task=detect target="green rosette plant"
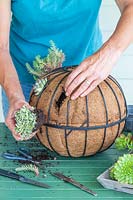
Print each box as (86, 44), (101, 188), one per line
(115, 132), (133, 151)
(109, 132), (133, 184)
(109, 154), (133, 184)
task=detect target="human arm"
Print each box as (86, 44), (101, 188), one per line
(64, 0), (133, 99)
(0, 0), (32, 140)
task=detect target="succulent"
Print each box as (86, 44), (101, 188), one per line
(26, 55), (47, 80)
(45, 40), (65, 70)
(115, 133), (133, 151)
(33, 78), (47, 96)
(26, 40), (65, 80)
(15, 164), (39, 176)
(109, 154), (133, 184)
(15, 106), (37, 140)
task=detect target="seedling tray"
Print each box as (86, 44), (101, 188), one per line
(97, 167), (133, 194)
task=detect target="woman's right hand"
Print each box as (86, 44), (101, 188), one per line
(5, 97), (37, 141)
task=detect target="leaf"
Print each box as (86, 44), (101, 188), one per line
(26, 63), (42, 77)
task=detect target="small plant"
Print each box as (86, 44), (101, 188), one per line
(33, 78), (47, 96)
(15, 106), (37, 140)
(115, 133), (133, 151)
(108, 132), (133, 185)
(15, 164), (39, 176)
(26, 40), (65, 96)
(109, 154), (133, 184)
(26, 40), (65, 80)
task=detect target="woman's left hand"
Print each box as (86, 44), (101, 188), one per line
(64, 42), (121, 100)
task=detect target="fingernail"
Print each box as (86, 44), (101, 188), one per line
(80, 94), (84, 97)
(66, 92), (69, 96)
(71, 96), (76, 100)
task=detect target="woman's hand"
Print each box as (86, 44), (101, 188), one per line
(64, 42), (122, 100)
(5, 96), (37, 141)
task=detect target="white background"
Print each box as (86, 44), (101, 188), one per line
(0, 0), (133, 122)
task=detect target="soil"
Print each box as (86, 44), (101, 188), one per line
(33, 109), (46, 131)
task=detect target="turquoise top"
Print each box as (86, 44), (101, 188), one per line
(10, 0), (102, 84)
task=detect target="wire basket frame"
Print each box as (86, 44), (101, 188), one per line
(30, 67), (127, 157)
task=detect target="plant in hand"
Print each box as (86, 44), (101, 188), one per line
(15, 105), (37, 140)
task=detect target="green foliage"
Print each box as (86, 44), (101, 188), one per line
(15, 106), (37, 139)
(26, 56), (46, 80)
(109, 154), (133, 184)
(115, 133), (133, 151)
(15, 164), (39, 176)
(46, 40), (65, 70)
(33, 78), (47, 96)
(26, 40), (65, 80)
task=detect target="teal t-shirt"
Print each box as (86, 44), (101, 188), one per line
(10, 0), (102, 84)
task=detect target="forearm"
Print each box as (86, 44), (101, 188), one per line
(105, 4), (133, 54)
(0, 49), (25, 104)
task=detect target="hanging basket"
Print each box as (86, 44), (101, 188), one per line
(29, 67), (127, 157)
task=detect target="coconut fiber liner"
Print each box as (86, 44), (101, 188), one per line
(29, 67), (127, 157)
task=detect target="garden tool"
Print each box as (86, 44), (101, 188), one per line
(1, 147), (40, 165)
(51, 172), (97, 196)
(0, 168), (50, 188)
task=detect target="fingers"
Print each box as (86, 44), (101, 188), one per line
(5, 115), (22, 141)
(80, 79), (100, 97)
(5, 100), (35, 141)
(64, 62), (88, 92)
(65, 71), (88, 97)
(6, 116), (37, 141)
(71, 76), (95, 100)
(65, 64), (96, 97)
(22, 130), (37, 140)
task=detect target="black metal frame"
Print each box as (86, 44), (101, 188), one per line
(30, 67), (127, 157)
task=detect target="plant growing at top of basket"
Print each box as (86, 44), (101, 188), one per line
(26, 40), (65, 79)
(26, 40), (65, 96)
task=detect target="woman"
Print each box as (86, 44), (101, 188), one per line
(0, 0), (133, 140)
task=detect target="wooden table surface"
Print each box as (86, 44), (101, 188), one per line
(0, 123), (132, 200)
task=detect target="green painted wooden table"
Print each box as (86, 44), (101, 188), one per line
(0, 123), (132, 200)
